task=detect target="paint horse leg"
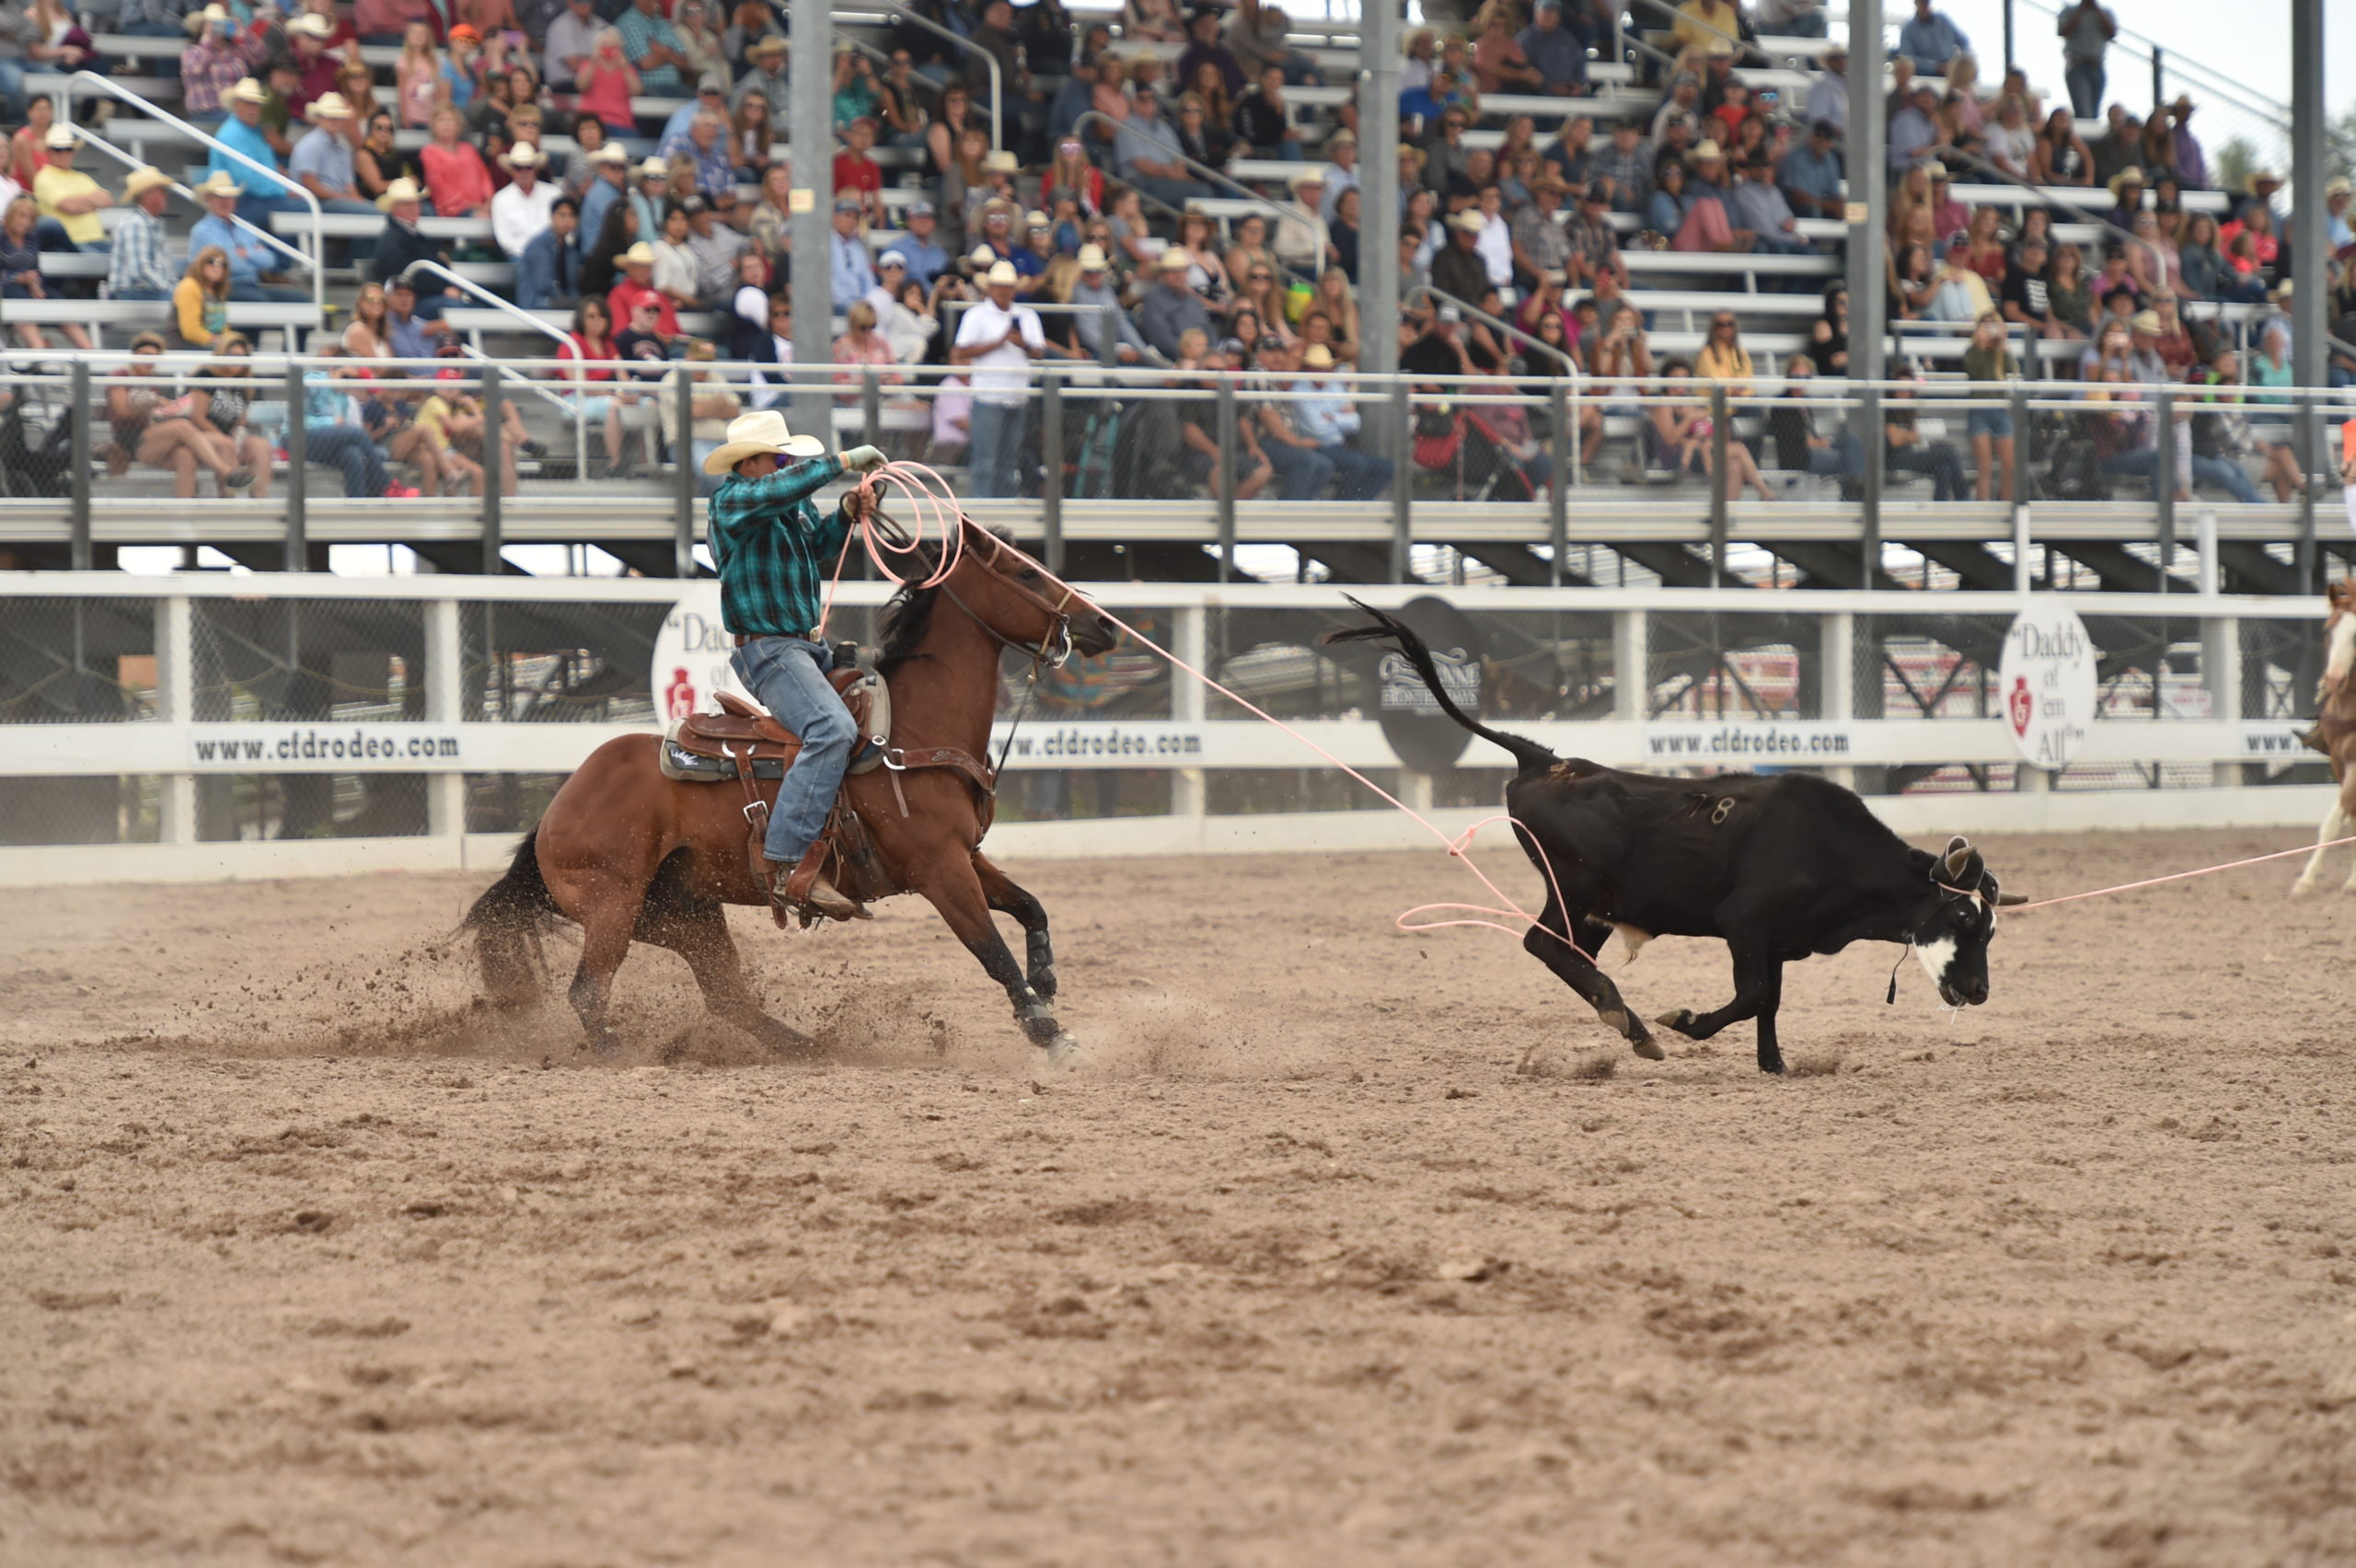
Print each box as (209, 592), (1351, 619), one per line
(912, 856), (1077, 1060)
(972, 851), (1057, 1000)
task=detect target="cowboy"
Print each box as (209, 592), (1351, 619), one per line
(211, 77), (302, 230)
(108, 168), (178, 300)
(703, 411), (888, 917)
(491, 142), (561, 259)
(368, 176), (456, 317)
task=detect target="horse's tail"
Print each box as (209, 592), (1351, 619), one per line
(459, 828), (561, 1009)
(1321, 595), (1561, 777)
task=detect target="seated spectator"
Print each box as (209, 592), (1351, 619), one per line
(832, 299), (902, 396)
(1171, 338), (1274, 500)
(195, 334), (279, 502)
(574, 27), (641, 134)
(1509, 173), (1573, 290)
(1884, 368), (1969, 498)
(554, 295), (632, 475)
(2103, 169), (2145, 235)
(1235, 63), (1300, 161)
(609, 242), (681, 338)
(661, 111), (735, 200)
(651, 202), (703, 308)
(1518, 0), (1588, 97)
(413, 347), (525, 498)
(107, 167), (177, 303)
(184, 8), (266, 128)
(2000, 236), (2071, 340)
(1777, 119), (1844, 222)
(828, 196), (880, 313)
(1896, 0), (1970, 74)
(618, 0), (687, 96)
(1138, 246), (1213, 361)
(1430, 208), (1489, 305)
(832, 116), (885, 224)
(1287, 340), (1392, 498)
(543, 0), (600, 91)
(1177, 5), (1244, 99)
(1729, 156), (1807, 256)
(368, 177), (458, 317)
(417, 106), (492, 221)
(169, 247), (233, 351)
(1114, 92), (1207, 211)
(2192, 350), (2303, 502)
(685, 192), (747, 306)
(1671, 144), (1753, 254)
(516, 196), (584, 310)
(2031, 107), (2092, 187)
(108, 332), (254, 498)
(383, 276), (444, 359)
(661, 340), (741, 493)
(491, 143), (561, 259)
(1766, 353), (1864, 488)
(32, 129), (110, 251)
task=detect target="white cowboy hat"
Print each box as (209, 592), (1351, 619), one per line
(636, 156), (672, 179)
(620, 241), (657, 266)
(226, 77), (271, 106)
(588, 143), (631, 166)
(500, 142), (547, 168)
(1155, 246), (1192, 269)
(285, 12), (336, 37)
(702, 409), (826, 474)
(121, 167), (174, 201)
(1445, 208), (1485, 234)
(984, 259), (1020, 286)
(982, 149), (1020, 173)
(43, 126), (79, 151)
(1076, 243), (1108, 270)
(183, 2), (230, 32)
(194, 170), (245, 199)
(306, 91), (355, 121)
(1301, 342), (1334, 370)
(375, 177), (428, 210)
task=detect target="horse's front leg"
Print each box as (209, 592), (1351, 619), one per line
(912, 858), (1076, 1059)
(972, 851), (1057, 999)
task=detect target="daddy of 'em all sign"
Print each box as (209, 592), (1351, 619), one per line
(1365, 595), (1484, 774)
(1997, 600), (2097, 771)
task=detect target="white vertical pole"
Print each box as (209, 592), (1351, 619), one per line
(424, 596), (467, 847)
(1172, 603), (1207, 824)
(155, 595), (196, 845)
(2195, 509), (2219, 598)
(1822, 610), (1856, 791)
(2203, 611), (2242, 790)
(1612, 609), (1647, 724)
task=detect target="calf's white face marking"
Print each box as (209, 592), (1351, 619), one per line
(1913, 936), (1960, 998)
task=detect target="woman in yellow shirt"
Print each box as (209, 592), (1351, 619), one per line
(172, 248), (233, 350)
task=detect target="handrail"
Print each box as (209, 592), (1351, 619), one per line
(1933, 144), (2177, 299)
(878, 2), (1000, 145)
(1071, 110), (1330, 281)
(1404, 282), (1577, 377)
(66, 70), (326, 314)
(400, 261), (575, 354)
(50, 118), (317, 286)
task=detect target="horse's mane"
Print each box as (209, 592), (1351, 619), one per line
(872, 526), (1016, 676)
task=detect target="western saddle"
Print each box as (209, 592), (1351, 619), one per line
(658, 665), (997, 925)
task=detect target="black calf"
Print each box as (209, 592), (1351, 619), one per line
(1326, 601), (2027, 1072)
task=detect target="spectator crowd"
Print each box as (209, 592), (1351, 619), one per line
(0, 0), (2349, 508)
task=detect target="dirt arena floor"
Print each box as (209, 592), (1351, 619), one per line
(4, 827), (2354, 1566)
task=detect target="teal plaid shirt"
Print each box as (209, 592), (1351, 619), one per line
(707, 455), (850, 638)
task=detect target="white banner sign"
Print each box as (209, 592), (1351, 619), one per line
(186, 725), (471, 772)
(1998, 601), (2097, 771)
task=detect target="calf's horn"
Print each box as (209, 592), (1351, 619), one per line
(1994, 892), (2029, 906)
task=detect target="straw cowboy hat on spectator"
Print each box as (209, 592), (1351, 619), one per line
(43, 125), (78, 150)
(1077, 244), (1110, 269)
(1687, 139), (1727, 165)
(1156, 247), (1192, 270)
(701, 409), (826, 474)
(226, 78), (271, 106)
(984, 260), (1020, 287)
(588, 143), (631, 167)
(620, 242), (657, 267)
(1301, 343), (1335, 371)
(306, 93), (355, 121)
(2107, 169), (2144, 201)
(183, 3), (230, 32)
(983, 150), (1020, 174)
(121, 167), (173, 202)
(194, 170), (245, 199)
(375, 176), (426, 211)
(1446, 209), (1485, 234)
(636, 157), (672, 180)
(501, 143), (547, 168)
(285, 12), (336, 38)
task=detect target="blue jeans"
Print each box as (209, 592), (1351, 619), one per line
(305, 424), (390, 497)
(1806, 432), (1864, 478)
(2193, 454), (2259, 503)
(2064, 58), (2106, 119)
(229, 276), (313, 303)
(110, 286), (168, 301)
(1265, 440), (1334, 500)
(967, 398), (1027, 498)
(1316, 441), (1393, 500)
(729, 636), (855, 865)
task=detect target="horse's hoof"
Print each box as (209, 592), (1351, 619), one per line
(1045, 1032), (1084, 1068)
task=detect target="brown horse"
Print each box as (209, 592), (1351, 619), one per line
(2292, 577), (2356, 896)
(460, 519), (1119, 1057)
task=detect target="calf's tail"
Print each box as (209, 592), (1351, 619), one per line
(458, 827), (561, 1009)
(1322, 596), (1564, 777)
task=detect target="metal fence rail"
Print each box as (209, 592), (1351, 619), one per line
(0, 574), (2336, 868)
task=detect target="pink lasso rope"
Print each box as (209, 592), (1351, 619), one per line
(815, 466), (2348, 943)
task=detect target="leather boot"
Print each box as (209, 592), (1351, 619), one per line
(774, 843), (863, 921)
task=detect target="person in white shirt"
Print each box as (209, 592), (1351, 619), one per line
(949, 260), (1045, 499)
(1472, 186), (1514, 289)
(491, 144), (562, 259)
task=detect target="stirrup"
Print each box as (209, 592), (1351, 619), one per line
(775, 847), (867, 921)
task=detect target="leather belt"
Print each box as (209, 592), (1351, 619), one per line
(733, 630), (820, 647)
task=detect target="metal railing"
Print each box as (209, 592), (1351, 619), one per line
(879, 1), (1002, 144)
(65, 71), (327, 314)
(57, 120), (318, 286)
(1070, 110), (1330, 283)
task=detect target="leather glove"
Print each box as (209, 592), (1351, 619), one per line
(839, 444), (888, 474)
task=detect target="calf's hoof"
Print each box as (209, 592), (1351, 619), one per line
(1758, 1055), (1786, 1076)
(1653, 1008), (1697, 1036)
(1631, 1036), (1666, 1061)
(2291, 879), (2321, 898)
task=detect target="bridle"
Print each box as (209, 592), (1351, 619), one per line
(922, 517), (1087, 675)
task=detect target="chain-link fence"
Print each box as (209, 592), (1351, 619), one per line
(460, 600), (665, 724)
(0, 596), (157, 723)
(188, 598), (426, 722)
